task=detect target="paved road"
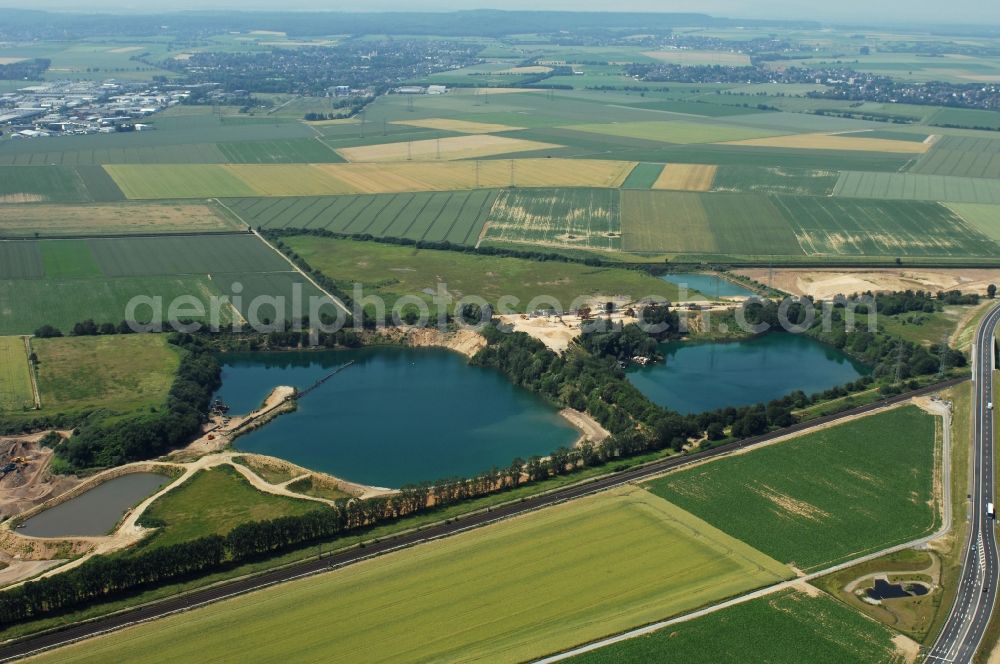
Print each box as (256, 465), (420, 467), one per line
(926, 303), (1000, 663)
(0, 376), (967, 662)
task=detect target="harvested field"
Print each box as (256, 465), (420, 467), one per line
(566, 120), (785, 145)
(0, 203), (241, 237)
(104, 160), (636, 198)
(653, 163), (717, 191)
(0, 337), (34, 412)
(648, 406), (938, 572)
(390, 118), (524, 134)
(484, 188), (621, 250)
(336, 135), (561, 162)
(36, 487), (790, 664)
(723, 132), (931, 153)
(735, 267), (1000, 300)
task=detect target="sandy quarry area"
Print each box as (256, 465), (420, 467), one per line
(736, 268), (1000, 300)
(0, 434), (79, 521)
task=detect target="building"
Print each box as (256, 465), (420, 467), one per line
(427, 85), (448, 95)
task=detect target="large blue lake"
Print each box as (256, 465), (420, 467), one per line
(215, 347), (578, 488)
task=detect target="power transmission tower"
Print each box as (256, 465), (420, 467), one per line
(939, 333), (950, 378)
(475, 160), (480, 188)
(436, 137), (441, 160)
(407, 96), (414, 112)
(895, 339), (905, 384)
(359, 111), (366, 138)
(510, 159), (516, 188)
(407, 140), (412, 161)
(383, 119), (387, 136)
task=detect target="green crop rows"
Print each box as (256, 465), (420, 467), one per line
(647, 406), (938, 572)
(226, 190), (498, 246)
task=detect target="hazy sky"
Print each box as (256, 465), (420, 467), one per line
(17, 1), (1000, 27)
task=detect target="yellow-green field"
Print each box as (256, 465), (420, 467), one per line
(35, 487), (791, 664)
(390, 117), (525, 133)
(103, 160), (637, 198)
(33, 335), (180, 415)
(0, 336), (34, 411)
(0, 203), (241, 237)
(336, 134), (559, 162)
(653, 163), (718, 191)
(723, 132), (931, 153)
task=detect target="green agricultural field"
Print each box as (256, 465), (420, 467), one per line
(0, 165), (92, 203)
(833, 171), (1000, 204)
(947, 203), (1000, 243)
(570, 590), (910, 664)
(104, 164), (259, 199)
(86, 234), (291, 277)
(138, 466), (319, 550)
(626, 99), (769, 117)
(226, 190), (497, 246)
(0, 242), (44, 279)
(620, 191), (803, 256)
(283, 235), (689, 313)
(566, 120), (788, 145)
(911, 136), (1000, 179)
(648, 406), (938, 572)
(32, 334), (180, 417)
(484, 188), (621, 251)
(73, 165), (126, 202)
(0, 336), (34, 412)
(0, 276), (231, 336)
(0, 234), (322, 334)
(621, 162), (665, 189)
(772, 196), (998, 257)
(40, 240), (102, 278)
(0, 142), (228, 166)
(929, 107), (1000, 131)
(43, 487), (791, 664)
(711, 165), (840, 196)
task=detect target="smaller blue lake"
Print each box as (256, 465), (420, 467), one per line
(626, 333), (869, 414)
(19, 472), (170, 537)
(660, 273), (756, 298)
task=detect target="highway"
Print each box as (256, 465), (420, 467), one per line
(0, 375), (968, 662)
(926, 303), (1000, 664)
